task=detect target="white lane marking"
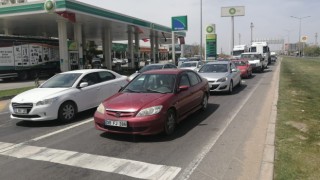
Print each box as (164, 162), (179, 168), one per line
(177, 73), (265, 180)
(30, 118), (93, 142)
(0, 111), (9, 115)
(0, 141), (181, 180)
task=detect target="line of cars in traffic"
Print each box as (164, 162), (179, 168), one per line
(9, 54), (271, 135)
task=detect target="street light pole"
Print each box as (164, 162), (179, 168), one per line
(200, 0), (202, 61)
(250, 22), (254, 44)
(290, 16), (311, 56)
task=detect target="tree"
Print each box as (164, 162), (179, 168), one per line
(304, 45), (320, 57)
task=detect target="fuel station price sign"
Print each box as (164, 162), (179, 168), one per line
(206, 34), (217, 59)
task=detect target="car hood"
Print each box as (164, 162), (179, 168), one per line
(12, 88), (69, 103)
(103, 93), (169, 112)
(179, 67), (197, 70)
(199, 72), (229, 81)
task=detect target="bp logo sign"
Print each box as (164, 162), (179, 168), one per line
(44, 0), (56, 12)
(206, 25), (215, 34)
(229, 8), (236, 15)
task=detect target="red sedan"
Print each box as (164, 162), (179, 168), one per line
(94, 69), (209, 135)
(232, 59), (252, 78)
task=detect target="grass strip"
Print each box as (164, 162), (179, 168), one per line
(0, 86), (35, 100)
(275, 57), (320, 179)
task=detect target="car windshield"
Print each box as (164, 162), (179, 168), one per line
(234, 61), (246, 66)
(199, 64), (228, 73)
(123, 74), (176, 94)
(180, 62), (197, 68)
(40, 73), (82, 88)
(138, 65), (163, 73)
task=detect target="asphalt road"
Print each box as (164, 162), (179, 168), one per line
(0, 62), (279, 180)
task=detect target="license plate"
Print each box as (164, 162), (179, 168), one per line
(14, 108), (27, 114)
(105, 120), (127, 127)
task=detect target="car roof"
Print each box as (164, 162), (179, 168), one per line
(232, 59), (248, 62)
(143, 69), (188, 75)
(181, 61), (199, 63)
(241, 52), (262, 55)
(206, 61), (230, 65)
(61, 69), (110, 74)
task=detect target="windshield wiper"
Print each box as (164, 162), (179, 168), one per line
(146, 88), (166, 94)
(124, 88), (141, 93)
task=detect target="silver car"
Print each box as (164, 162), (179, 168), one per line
(198, 61), (241, 94)
(128, 63), (177, 81)
(178, 61), (203, 71)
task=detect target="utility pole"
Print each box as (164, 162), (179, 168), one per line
(250, 22), (254, 44)
(315, 33), (318, 46)
(200, 0), (203, 61)
(239, 33), (241, 45)
(290, 16), (311, 56)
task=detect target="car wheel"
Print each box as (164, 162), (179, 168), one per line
(18, 71), (28, 81)
(164, 109), (176, 135)
(228, 81), (233, 94)
(58, 101), (76, 122)
(201, 94), (208, 111)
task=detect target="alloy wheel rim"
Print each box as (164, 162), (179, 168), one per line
(63, 105), (74, 119)
(203, 96), (208, 109)
(167, 113), (175, 132)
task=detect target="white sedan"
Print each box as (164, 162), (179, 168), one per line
(10, 69), (128, 122)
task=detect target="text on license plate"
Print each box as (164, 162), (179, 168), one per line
(105, 120), (127, 127)
(14, 108), (27, 114)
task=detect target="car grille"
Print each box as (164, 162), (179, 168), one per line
(210, 85), (219, 90)
(12, 103), (33, 113)
(12, 114), (40, 118)
(105, 110), (136, 117)
(208, 81), (215, 83)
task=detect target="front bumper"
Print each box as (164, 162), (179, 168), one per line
(10, 102), (59, 121)
(94, 111), (166, 135)
(208, 81), (229, 92)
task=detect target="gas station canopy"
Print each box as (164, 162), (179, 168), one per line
(0, 0), (185, 43)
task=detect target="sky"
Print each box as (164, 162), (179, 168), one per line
(35, 0), (320, 54)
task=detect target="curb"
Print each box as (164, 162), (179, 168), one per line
(259, 59), (281, 180)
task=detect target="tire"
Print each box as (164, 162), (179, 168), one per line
(164, 109), (176, 135)
(201, 93), (208, 111)
(58, 101), (77, 122)
(238, 77), (242, 87)
(228, 81), (233, 94)
(18, 71), (28, 81)
(29, 71), (38, 80)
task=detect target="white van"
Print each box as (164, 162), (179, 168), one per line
(249, 42), (271, 66)
(240, 52), (267, 72)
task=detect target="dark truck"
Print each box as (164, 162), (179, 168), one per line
(0, 36), (61, 80)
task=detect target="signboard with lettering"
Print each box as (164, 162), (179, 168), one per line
(171, 16), (188, 31)
(206, 34), (217, 59)
(221, 6), (245, 17)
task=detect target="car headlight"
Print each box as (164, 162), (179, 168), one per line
(35, 97), (58, 106)
(217, 77), (227, 82)
(136, 105), (163, 117)
(96, 103), (105, 114)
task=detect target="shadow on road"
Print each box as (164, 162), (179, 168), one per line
(99, 103), (220, 142)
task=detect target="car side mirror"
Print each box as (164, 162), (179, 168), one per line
(79, 82), (88, 88)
